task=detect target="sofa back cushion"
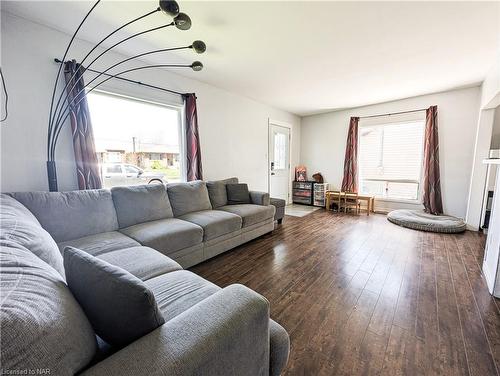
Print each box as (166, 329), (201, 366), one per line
(10, 189), (119, 243)
(64, 246), (165, 347)
(0, 242), (96, 374)
(0, 194), (65, 277)
(167, 181), (212, 217)
(206, 177), (239, 208)
(111, 184), (174, 228)
(226, 183), (252, 205)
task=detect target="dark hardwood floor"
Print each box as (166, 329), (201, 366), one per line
(191, 210), (500, 375)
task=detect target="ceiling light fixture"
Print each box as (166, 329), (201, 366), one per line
(174, 13), (192, 30)
(191, 61), (204, 71)
(191, 40), (206, 54)
(159, 0), (180, 16)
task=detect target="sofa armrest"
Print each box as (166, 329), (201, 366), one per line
(250, 191), (270, 206)
(269, 319), (290, 376)
(82, 284), (270, 376)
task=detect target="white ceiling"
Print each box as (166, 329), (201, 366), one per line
(2, 1), (500, 116)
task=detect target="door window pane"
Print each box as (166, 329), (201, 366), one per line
(274, 132), (287, 170)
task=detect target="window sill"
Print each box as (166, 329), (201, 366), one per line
(371, 197), (422, 205)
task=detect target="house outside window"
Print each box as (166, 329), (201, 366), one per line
(87, 91), (184, 188)
(105, 150), (123, 163)
(358, 112), (426, 202)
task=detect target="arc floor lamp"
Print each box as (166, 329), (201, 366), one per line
(46, 0), (205, 192)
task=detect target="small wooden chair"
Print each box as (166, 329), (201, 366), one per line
(342, 191), (361, 215)
(330, 191), (343, 212)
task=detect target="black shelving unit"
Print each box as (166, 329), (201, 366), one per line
(292, 181), (315, 205)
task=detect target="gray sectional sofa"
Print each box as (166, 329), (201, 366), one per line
(0, 178), (289, 375)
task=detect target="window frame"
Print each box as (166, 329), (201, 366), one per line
(87, 89), (187, 182)
(357, 111), (426, 204)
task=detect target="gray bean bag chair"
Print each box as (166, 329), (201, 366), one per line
(387, 209), (466, 233)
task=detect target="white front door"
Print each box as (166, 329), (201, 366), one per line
(269, 123), (290, 202)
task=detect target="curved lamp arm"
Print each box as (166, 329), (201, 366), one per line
(50, 20), (174, 137)
(47, 0), (100, 159)
(49, 63), (199, 160)
(45, 0), (195, 192)
(49, 7), (161, 130)
(48, 0), (184, 131)
(52, 44), (192, 131)
(82, 40), (204, 93)
(50, 9), (191, 133)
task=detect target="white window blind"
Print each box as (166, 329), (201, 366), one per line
(358, 119), (425, 201)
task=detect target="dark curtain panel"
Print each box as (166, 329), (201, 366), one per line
(422, 105), (443, 214)
(184, 93), (203, 181)
(423, 106), (443, 214)
(64, 60), (102, 190)
(341, 117), (359, 192)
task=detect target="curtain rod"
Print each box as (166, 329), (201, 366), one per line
(54, 58), (188, 97)
(358, 108), (427, 119)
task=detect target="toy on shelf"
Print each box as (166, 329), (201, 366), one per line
(295, 166), (307, 181)
(312, 173), (324, 183)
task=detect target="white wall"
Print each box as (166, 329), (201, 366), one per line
(300, 86), (481, 218)
(0, 12), (300, 194)
(481, 54), (500, 109)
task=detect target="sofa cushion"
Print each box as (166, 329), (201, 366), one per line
(0, 242), (96, 374)
(120, 218), (203, 256)
(167, 181), (212, 216)
(64, 247), (165, 347)
(97, 246), (182, 281)
(206, 177), (239, 208)
(219, 204), (276, 227)
(111, 184), (173, 228)
(226, 183), (251, 205)
(145, 270), (220, 321)
(9, 189), (118, 243)
(58, 231), (140, 256)
(178, 210), (242, 241)
(0, 194), (64, 277)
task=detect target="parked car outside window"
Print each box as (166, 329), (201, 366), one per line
(124, 165), (141, 174)
(101, 163), (165, 188)
(106, 164), (122, 174)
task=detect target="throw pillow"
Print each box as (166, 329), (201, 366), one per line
(226, 183), (251, 205)
(63, 246), (165, 347)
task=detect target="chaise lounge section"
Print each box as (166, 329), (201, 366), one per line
(0, 178), (289, 375)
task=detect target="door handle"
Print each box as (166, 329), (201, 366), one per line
(271, 172), (276, 176)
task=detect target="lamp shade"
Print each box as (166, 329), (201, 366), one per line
(174, 13), (191, 30)
(159, 0), (180, 17)
(191, 61), (203, 71)
(192, 40), (206, 54)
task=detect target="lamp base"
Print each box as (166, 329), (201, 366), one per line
(47, 160), (58, 192)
